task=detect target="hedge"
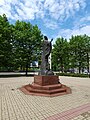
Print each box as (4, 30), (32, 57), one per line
(56, 73), (89, 78)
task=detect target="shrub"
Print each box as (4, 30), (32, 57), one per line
(56, 73), (89, 78)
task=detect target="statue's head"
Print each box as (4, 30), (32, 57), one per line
(44, 36), (48, 40)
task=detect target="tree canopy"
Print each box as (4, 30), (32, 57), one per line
(52, 35), (90, 73)
(0, 14), (90, 74)
(0, 14), (43, 74)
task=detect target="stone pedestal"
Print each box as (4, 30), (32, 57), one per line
(34, 75), (59, 86)
(20, 75), (71, 97)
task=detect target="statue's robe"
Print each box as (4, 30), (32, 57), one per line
(41, 40), (52, 75)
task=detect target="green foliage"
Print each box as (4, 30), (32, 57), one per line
(69, 35), (90, 73)
(12, 21), (43, 74)
(52, 37), (70, 72)
(52, 35), (90, 74)
(0, 14), (90, 75)
(0, 14), (43, 73)
(56, 73), (89, 78)
(0, 14), (14, 70)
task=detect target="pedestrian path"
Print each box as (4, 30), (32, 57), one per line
(0, 76), (90, 120)
(45, 103), (90, 120)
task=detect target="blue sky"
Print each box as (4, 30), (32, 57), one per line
(0, 0), (90, 42)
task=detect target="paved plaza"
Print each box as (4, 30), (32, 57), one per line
(0, 76), (90, 120)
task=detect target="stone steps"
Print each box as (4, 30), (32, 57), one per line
(20, 75), (71, 97)
(29, 83), (62, 90)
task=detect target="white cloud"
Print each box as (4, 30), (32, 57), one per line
(0, 0), (88, 41)
(80, 16), (90, 22)
(44, 0), (86, 21)
(72, 15), (90, 31)
(57, 25), (90, 40)
(0, 0), (86, 21)
(0, 0), (88, 38)
(44, 19), (59, 29)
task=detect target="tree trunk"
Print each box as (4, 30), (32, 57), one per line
(20, 65), (23, 71)
(25, 63), (28, 76)
(79, 62), (81, 74)
(87, 53), (89, 73)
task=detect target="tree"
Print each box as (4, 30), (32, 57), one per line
(69, 35), (90, 73)
(52, 37), (69, 72)
(12, 21), (42, 75)
(0, 14), (14, 71)
(52, 35), (90, 74)
(83, 35), (90, 73)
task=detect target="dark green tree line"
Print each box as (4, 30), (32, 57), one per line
(0, 14), (90, 74)
(52, 37), (70, 72)
(0, 14), (43, 74)
(52, 35), (90, 74)
(0, 14), (14, 71)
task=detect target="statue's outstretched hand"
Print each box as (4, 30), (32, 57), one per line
(51, 38), (53, 42)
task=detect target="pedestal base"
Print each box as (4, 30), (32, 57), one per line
(20, 75), (71, 97)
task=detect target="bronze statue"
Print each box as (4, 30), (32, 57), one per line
(39, 36), (54, 75)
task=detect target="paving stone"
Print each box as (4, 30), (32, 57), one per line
(0, 76), (90, 120)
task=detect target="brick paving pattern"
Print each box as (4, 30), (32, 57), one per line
(45, 103), (90, 120)
(0, 76), (90, 120)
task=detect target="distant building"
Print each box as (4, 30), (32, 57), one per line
(30, 61), (38, 67)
